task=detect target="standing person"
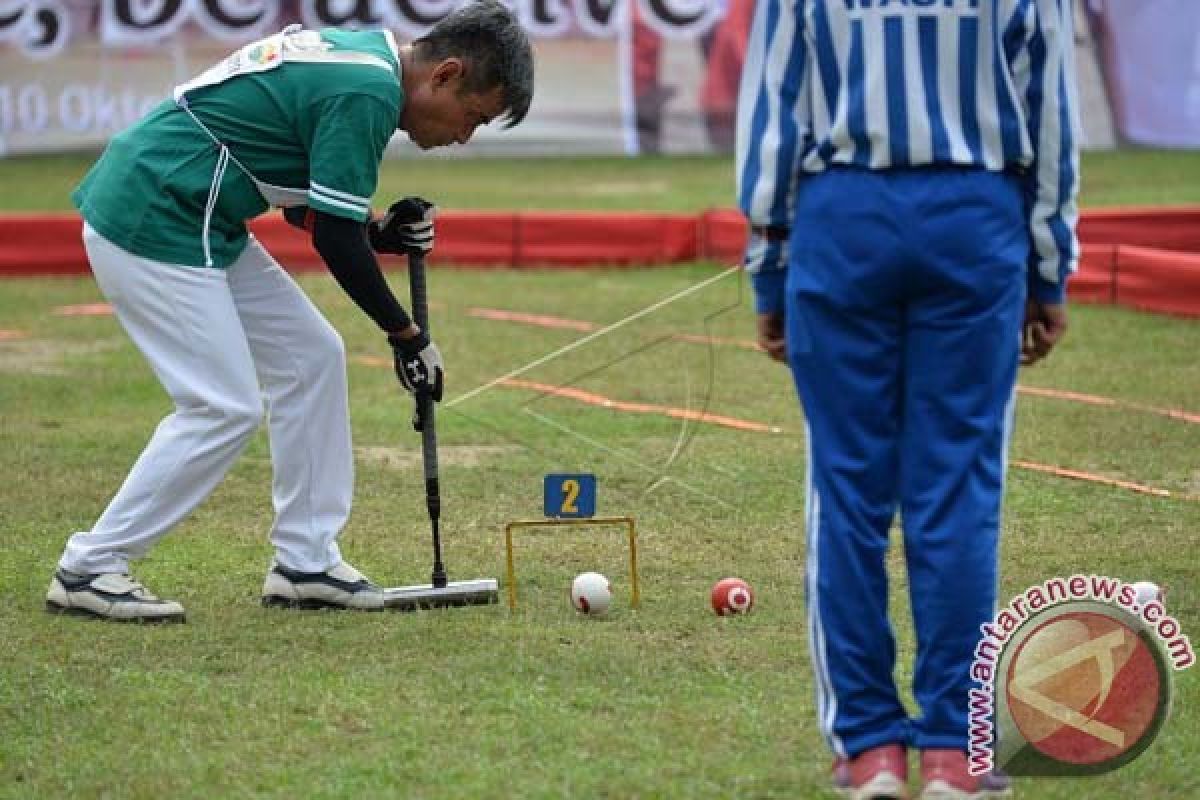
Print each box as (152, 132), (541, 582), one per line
(46, 0), (534, 623)
(737, 1), (1077, 798)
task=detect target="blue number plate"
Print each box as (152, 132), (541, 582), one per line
(544, 473), (596, 518)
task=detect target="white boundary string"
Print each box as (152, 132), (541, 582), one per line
(445, 264), (741, 409)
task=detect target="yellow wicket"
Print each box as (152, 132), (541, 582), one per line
(503, 516), (640, 611)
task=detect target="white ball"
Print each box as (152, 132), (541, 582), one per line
(571, 571), (612, 616)
(1131, 580), (1164, 608)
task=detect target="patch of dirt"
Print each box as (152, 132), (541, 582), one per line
(0, 338), (121, 375)
(581, 180), (668, 196)
(356, 444), (521, 470)
(52, 303), (114, 316)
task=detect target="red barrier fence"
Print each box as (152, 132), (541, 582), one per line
(2, 207), (1199, 317)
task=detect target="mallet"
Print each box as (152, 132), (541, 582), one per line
(383, 249), (499, 611)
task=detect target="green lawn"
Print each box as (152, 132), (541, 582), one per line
(1, 152), (1198, 798)
(2, 149), (1200, 212)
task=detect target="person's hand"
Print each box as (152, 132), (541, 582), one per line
(389, 329), (444, 401)
(757, 310), (787, 364)
(1021, 300), (1068, 366)
(369, 197), (436, 255)
(744, 225), (789, 363)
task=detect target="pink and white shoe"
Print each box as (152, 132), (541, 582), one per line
(918, 749), (1012, 799)
(833, 744), (909, 800)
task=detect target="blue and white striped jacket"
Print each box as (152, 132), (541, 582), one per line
(736, 0), (1081, 302)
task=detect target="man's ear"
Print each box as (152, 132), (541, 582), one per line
(431, 57), (465, 90)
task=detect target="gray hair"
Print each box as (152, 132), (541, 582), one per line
(415, 0), (535, 129)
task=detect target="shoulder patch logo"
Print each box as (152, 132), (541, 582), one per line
(247, 43), (281, 65)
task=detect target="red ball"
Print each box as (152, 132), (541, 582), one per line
(711, 577), (754, 616)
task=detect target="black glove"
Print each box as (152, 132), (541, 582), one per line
(368, 197), (436, 255)
(388, 330), (444, 402)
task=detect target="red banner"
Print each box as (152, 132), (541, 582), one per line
(4, 207), (1200, 318)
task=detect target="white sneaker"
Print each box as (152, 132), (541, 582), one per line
(46, 570), (186, 623)
(262, 562), (385, 610)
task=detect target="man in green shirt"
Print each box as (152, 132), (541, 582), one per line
(47, 0), (534, 623)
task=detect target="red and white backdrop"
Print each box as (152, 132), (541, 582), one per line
(1083, 0), (1200, 148)
(0, 0), (1196, 157)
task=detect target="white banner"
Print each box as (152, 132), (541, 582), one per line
(0, 0), (752, 156)
(1085, 0), (1200, 148)
(3, 0), (1193, 156)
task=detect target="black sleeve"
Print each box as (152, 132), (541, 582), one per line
(282, 205), (311, 231)
(310, 210), (412, 334)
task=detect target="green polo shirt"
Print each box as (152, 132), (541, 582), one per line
(73, 29), (402, 268)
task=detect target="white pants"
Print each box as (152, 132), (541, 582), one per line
(60, 224), (353, 574)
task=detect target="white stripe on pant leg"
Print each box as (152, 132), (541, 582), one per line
(813, 492), (844, 756)
(806, 421), (845, 757)
(804, 434), (828, 735)
(1000, 379), (1017, 492)
(990, 380), (1019, 613)
(60, 225), (264, 575)
(226, 238), (352, 572)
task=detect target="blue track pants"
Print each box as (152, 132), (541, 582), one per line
(785, 167), (1027, 757)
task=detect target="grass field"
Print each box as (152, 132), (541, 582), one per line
(1, 152), (1198, 799)
(2, 149), (1200, 212)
